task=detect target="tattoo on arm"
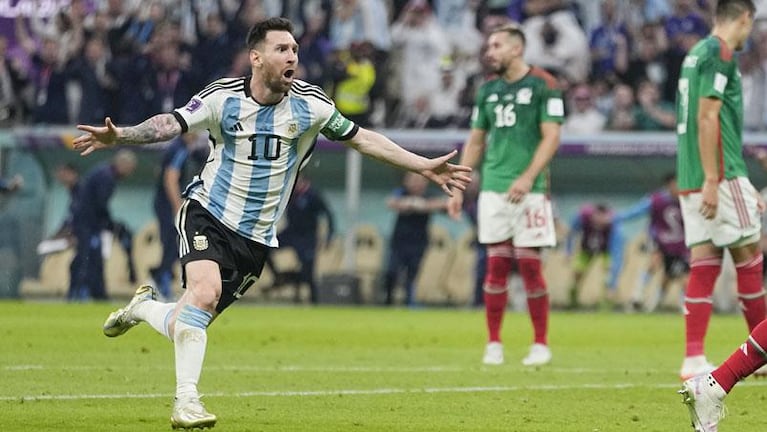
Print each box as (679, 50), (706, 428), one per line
(119, 114), (182, 145)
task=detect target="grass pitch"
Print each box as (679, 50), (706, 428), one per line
(1, 301), (766, 431)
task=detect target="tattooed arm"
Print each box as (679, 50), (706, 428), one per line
(73, 114), (182, 156)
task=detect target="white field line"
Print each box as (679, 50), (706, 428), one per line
(2, 364), (665, 374)
(4, 380), (767, 402)
(0, 383), (700, 402)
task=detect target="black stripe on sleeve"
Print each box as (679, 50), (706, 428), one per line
(172, 110), (189, 133)
(338, 124), (360, 141)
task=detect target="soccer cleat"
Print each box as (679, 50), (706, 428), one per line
(482, 342), (504, 365)
(752, 364), (767, 379)
(680, 355), (716, 381)
(522, 343), (552, 366)
(102, 284), (157, 337)
(171, 396), (217, 430)
(679, 374), (726, 432)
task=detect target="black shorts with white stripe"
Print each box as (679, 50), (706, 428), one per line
(176, 198), (269, 312)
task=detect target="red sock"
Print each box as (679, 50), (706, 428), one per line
(517, 249), (548, 345)
(484, 289), (508, 342)
(684, 257), (721, 357)
(711, 319), (767, 393)
(484, 242), (513, 343)
(736, 254), (766, 331)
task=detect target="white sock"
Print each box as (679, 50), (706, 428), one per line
(132, 301), (176, 340)
(174, 304), (212, 399)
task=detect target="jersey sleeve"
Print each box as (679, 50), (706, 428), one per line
(696, 51), (730, 100)
(540, 85), (565, 124)
(305, 86), (358, 141)
(470, 85), (490, 130)
(173, 94), (216, 133)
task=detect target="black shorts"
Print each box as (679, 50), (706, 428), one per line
(662, 253), (689, 279)
(176, 199), (269, 312)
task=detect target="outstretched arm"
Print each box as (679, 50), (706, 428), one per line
(344, 127), (472, 196)
(73, 114), (183, 155)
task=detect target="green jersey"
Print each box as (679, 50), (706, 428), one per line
(676, 36), (747, 192)
(471, 67), (564, 193)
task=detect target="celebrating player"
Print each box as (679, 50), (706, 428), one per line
(73, 17), (472, 429)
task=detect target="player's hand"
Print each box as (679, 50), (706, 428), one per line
(419, 150), (472, 197)
(756, 188), (766, 214)
(73, 117), (120, 156)
(699, 179), (718, 220)
(507, 176), (532, 203)
(446, 192), (464, 220)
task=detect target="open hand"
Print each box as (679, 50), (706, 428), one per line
(73, 117), (119, 156)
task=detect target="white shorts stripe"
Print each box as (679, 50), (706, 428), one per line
(176, 200), (190, 256)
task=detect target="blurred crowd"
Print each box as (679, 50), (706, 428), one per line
(3, 0), (767, 131)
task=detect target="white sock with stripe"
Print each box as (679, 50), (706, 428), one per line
(132, 301), (176, 341)
(174, 304), (212, 399)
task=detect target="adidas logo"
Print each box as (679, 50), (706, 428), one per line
(228, 121), (244, 132)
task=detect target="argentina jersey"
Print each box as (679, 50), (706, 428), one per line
(173, 77), (357, 247)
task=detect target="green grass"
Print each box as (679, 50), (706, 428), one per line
(1, 302), (766, 431)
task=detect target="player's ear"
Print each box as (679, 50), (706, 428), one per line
(249, 49), (261, 68)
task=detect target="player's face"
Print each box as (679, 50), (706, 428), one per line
(735, 12), (755, 51)
(485, 32), (521, 75)
(253, 30), (299, 94)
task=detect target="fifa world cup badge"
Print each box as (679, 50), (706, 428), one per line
(193, 235), (209, 251)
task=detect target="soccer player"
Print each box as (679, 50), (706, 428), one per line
(674, 0), (766, 385)
(621, 173), (689, 313)
(677, 2), (767, 430)
(565, 203), (625, 310)
(447, 23), (564, 366)
(73, 18), (472, 430)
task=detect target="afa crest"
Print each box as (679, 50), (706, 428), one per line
(193, 235), (209, 251)
(287, 122), (298, 135)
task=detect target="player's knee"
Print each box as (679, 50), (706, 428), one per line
(485, 255), (512, 288)
(184, 273), (222, 311)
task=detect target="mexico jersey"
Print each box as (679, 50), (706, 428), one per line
(676, 36), (747, 192)
(173, 77), (357, 247)
(470, 67), (564, 194)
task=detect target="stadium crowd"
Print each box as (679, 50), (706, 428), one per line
(3, 0), (767, 131)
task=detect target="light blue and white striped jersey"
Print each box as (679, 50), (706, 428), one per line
(173, 76), (357, 247)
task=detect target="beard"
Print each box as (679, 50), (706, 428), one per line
(264, 69), (292, 94)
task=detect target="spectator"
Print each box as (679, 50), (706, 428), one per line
(69, 150), (137, 301)
(67, 37), (113, 124)
(589, 0), (631, 80)
(620, 22), (671, 90)
(522, 0), (591, 84)
(562, 83), (607, 134)
(635, 79), (676, 130)
(383, 172), (446, 306)
(606, 83), (638, 130)
(423, 61), (467, 128)
(14, 16), (72, 124)
(331, 41), (377, 127)
(296, 11), (333, 86)
(390, 0), (450, 127)
(278, 174), (336, 304)
(0, 36), (28, 126)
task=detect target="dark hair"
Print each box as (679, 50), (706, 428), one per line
(489, 23), (526, 46)
(716, 0), (756, 20)
(246, 17), (294, 50)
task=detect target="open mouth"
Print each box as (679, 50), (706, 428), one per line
(283, 69), (295, 79)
